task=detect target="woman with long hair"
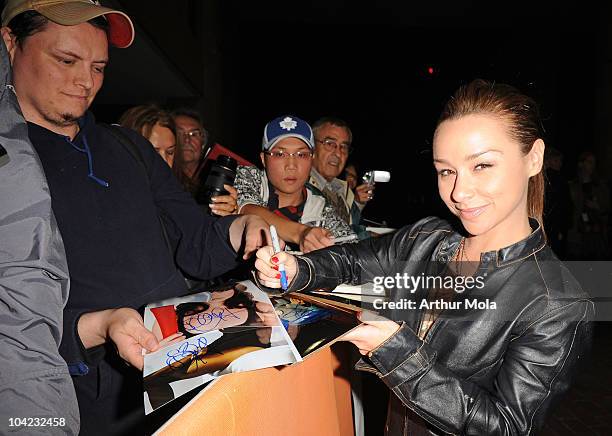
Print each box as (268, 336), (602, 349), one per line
(119, 104), (177, 167)
(255, 79), (593, 435)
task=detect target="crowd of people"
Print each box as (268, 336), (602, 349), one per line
(0, 1), (600, 435)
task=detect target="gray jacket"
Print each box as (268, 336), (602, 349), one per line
(0, 40), (79, 434)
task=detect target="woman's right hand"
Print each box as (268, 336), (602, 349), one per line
(255, 246), (298, 288)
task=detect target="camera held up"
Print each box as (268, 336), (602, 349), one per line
(362, 170), (391, 187)
(196, 154), (237, 214)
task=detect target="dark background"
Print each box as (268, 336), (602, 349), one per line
(85, 0), (612, 229)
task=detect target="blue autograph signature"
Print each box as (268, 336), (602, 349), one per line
(183, 307), (242, 334)
(276, 304), (329, 324)
(165, 336), (209, 369)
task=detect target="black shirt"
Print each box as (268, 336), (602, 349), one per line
(28, 111), (239, 433)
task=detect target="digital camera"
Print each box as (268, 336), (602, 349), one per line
(362, 170), (391, 186)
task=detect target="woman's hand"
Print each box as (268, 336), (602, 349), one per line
(210, 185), (238, 216)
(340, 311), (401, 355)
(255, 246), (298, 288)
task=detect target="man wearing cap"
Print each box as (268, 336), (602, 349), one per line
(309, 117), (373, 238)
(1, 1), (269, 433)
(235, 115), (355, 252)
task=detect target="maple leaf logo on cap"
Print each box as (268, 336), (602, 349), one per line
(279, 117), (297, 131)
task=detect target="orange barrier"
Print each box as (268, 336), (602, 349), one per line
(157, 344), (354, 436)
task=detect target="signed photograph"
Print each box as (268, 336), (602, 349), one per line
(271, 296), (360, 357)
(143, 281), (301, 413)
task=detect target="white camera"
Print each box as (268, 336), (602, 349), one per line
(362, 170), (391, 186)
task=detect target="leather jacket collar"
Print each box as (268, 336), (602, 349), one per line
(435, 217), (546, 268)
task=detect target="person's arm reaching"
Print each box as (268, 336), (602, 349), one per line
(77, 308), (159, 371)
(119, 129), (245, 279)
(235, 165), (333, 252)
(71, 215), (270, 372)
(241, 204), (333, 252)
(352, 300), (593, 435)
(254, 217), (432, 291)
(241, 204), (305, 244)
(228, 214), (271, 259)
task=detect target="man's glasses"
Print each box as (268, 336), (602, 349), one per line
(179, 129), (205, 141)
(263, 150), (314, 160)
(316, 138), (352, 154)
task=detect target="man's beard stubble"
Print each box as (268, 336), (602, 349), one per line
(59, 113), (80, 127)
(43, 109), (82, 129)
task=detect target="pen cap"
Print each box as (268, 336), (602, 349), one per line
(269, 225), (281, 251)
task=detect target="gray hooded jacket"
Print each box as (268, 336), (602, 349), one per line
(0, 40), (79, 434)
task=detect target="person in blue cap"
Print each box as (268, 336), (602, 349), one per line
(235, 115), (356, 252)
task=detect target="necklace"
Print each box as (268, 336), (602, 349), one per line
(452, 237), (466, 275)
(417, 238), (467, 339)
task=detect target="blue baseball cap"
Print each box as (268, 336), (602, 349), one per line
(262, 115), (314, 151)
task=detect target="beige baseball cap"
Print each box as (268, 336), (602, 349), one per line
(2, 0), (135, 48)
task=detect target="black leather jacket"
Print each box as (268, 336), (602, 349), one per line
(287, 217), (593, 435)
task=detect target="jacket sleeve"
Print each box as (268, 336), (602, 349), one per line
(235, 165), (266, 211)
(287, 217), (441, 292)
(120, 128), (240, 280)
(358, 299), (593, 435)
(321, 201), (356, 239)
(0, 50), (79, 434)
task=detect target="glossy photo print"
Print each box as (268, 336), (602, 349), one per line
(143, 281), (301, 413)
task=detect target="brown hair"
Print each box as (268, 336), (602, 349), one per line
(435, 79), (545, 224)
(119, 104), (175, 140)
